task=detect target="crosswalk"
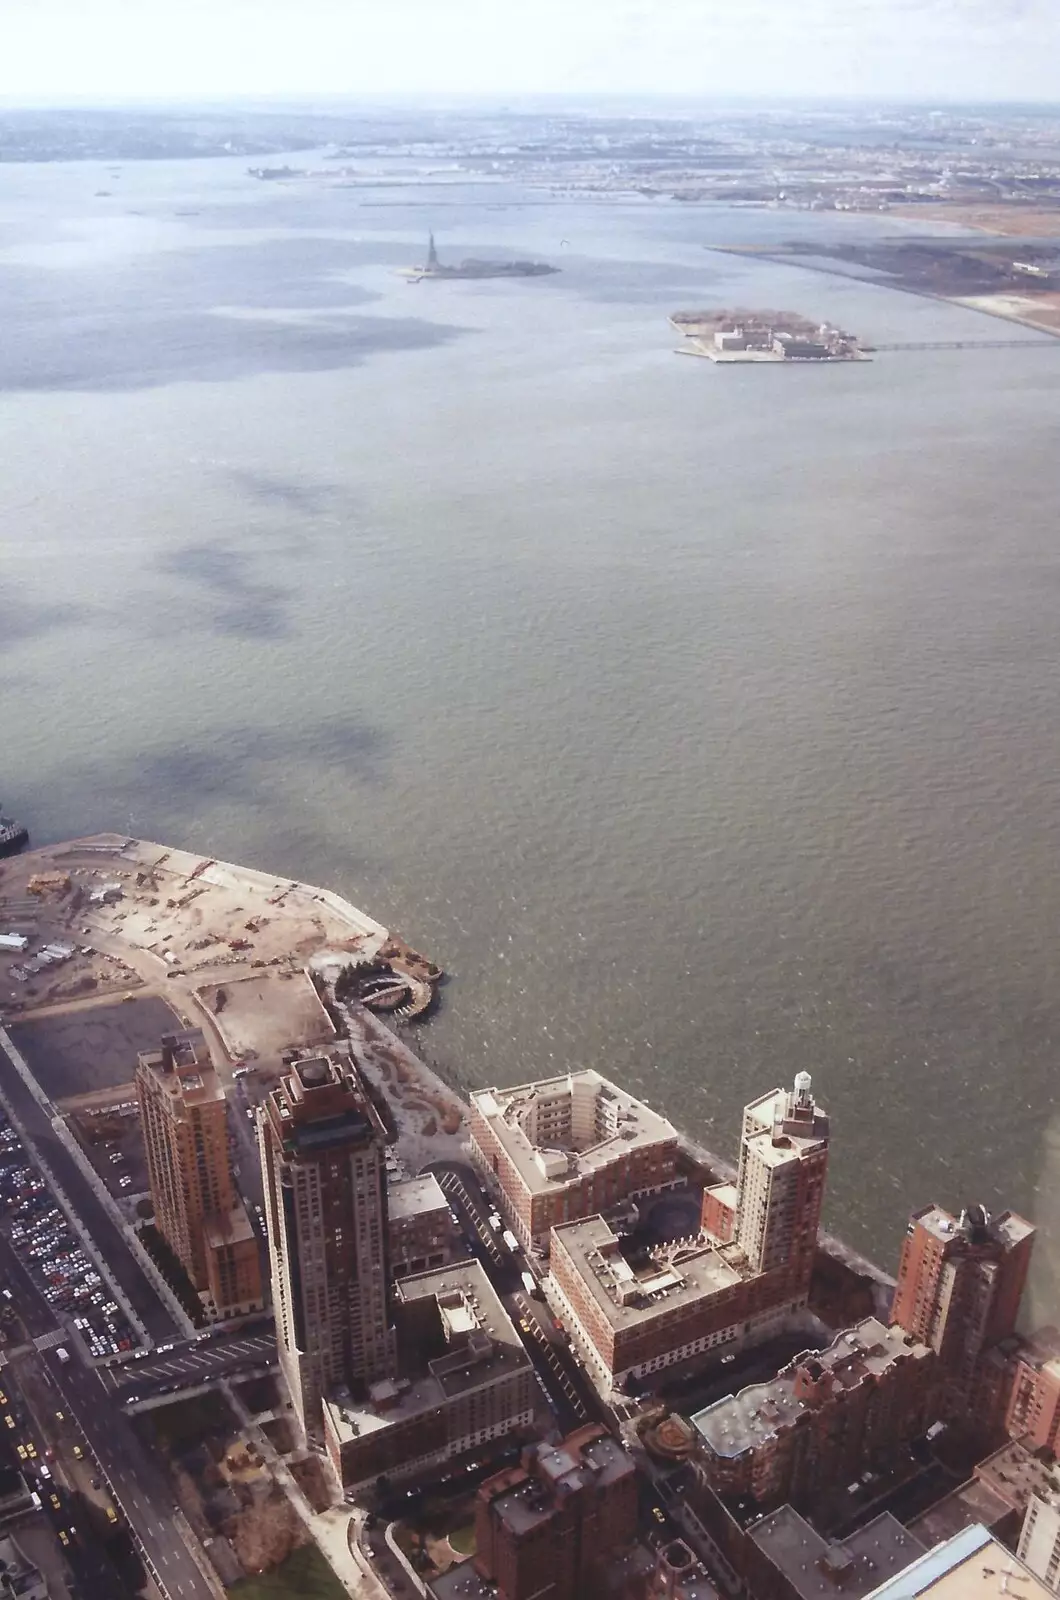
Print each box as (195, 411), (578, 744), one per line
(111, 1330), (277, 1393)
(34, 1329), (67, 1352)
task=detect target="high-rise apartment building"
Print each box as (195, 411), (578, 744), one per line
(890, 1203), (1035, 1402)
(136, 1030), (263, 1320)
(733, 1072), (829, 1291)
(259, 1046), (395, 1439)
(549, 1075), (831, 1395)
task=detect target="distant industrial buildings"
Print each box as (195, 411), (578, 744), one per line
(547, 1074), (829, 1393)
(323, 1259), (535, 1493)
(470, 1069), (681, 1253)
(136, 1030), (263, 1320)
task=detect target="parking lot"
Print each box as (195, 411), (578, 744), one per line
(6, 997), (182, 1105)
(69, 1101), (150, 1204)
(0, 1114), (137, 1360)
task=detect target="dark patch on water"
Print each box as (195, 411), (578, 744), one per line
(0, 234), (467, 391)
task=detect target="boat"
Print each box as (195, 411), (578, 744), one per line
(0, 807), (29, 859)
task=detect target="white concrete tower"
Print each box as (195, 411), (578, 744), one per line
(735, 1072), (830, 1291)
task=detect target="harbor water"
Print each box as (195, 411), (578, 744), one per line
(2, 155), (1060, 1310)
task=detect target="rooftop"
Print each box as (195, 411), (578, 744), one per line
(324, 1260), (530, 1445)
(750, 1506), (924, 1600)
(907, 1481), (1014, 1550)
(861, 1525), (1051, 1600)
(483, 1427), (635, 1539)
(913, 1203), (1035, 1252)
(471, 1069), (677, 1196)
(551, 1214), (742, 1329)
(742, 1078), (830, 1169)
(693, 1318), (932, 1458)
(265, 1045), (389, 1157)
(977, 1441), (1060, 1510)
(388, 1173), (449, 1222)
(138, 1029), (225, 1107)
(204, 1202), (257, 1250)
(430, 1566), (495, 1600)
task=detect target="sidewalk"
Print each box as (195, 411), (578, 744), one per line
(222, 1380), (384, 1599)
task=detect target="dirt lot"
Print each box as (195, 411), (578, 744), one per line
(7, 996), (181, 1102)
(194, 971), (335, 1063)
(903, 202), (1060, 237)
(956, 289), (1060, 332)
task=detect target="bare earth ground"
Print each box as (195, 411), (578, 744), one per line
(897, 202), (1060, 237)
(954, 289), (1060, 332)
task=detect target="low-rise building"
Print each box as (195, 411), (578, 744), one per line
(323, 1260), (536, 1493)
(861, 1523), (1052, 1600)
(470, 1426), (638, 1600)
(909, 1441), (1055, 1551)
(549, 1216), (799, 1393)
(746, 1507), (923, 1600)
(0, 1532), (48, 1600)
(388, 1174), (459, 1279)
(692, 1318), (938, 1510)
(0, 1468), (34, 1528)
(469, 1070), (681, 1253)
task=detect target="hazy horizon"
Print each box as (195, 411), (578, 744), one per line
(3, 0), (1060, 107)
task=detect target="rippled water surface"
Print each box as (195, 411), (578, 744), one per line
(3, 156), (1060, 1299)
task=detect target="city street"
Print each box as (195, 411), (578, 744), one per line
(0, 1170), (217, 1600)
(428, 1159), (603, 1435)
(0, 1039), (178, 1343)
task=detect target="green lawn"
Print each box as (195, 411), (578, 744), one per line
(448, 1523), (476, 1557)
(227, 1545), (347, 1600)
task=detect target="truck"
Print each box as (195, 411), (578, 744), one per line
(501, 1229), (519, 1254)
(520, 1271), (539, 1298)
(55, 1347), (69, 1364)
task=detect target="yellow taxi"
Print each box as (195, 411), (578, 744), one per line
(72, 1446), (83, 1460)
(58, 1530), (69, 1548)
(25, 1442), (36, 1459)
(15, 1445), (26, 1461)
(50, 1493), (61, 1511)
(0, 1389), (7, 1405)
(55, 1411), (64, 1423)
(4, 1416), (14, 1431)
(105, 1506), (118, 1525)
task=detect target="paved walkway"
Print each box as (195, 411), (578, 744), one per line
(221, 1381), (384, 1599)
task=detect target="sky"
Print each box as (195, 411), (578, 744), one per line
(1, 0), (1059, 105)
